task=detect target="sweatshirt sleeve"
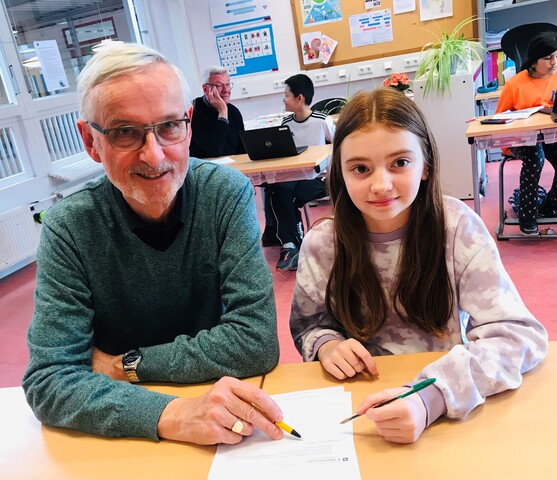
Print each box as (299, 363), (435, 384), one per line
(290, 221), (346, 360)
(415, 205), (548, 421)
(23, 221), (175, 440)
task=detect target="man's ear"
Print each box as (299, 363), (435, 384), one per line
(77, 119), (102, 164)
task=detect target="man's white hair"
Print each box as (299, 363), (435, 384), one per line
(203, 65), (229, 83)
(77, 42), (192, 121)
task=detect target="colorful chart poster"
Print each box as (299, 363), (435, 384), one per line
(301, 0), (342, 26)
(216, 24), (278, 76)
(349, 9), (393, 48)
(210, 0), (271, 30)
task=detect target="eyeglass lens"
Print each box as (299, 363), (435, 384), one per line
(107, 120), (189, 151)
(207, 83), (233, 91)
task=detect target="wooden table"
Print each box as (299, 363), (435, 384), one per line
(2, 344), (555, 479)
(465, 113), (557, 218)
(263, 343), (557, 480)
(213, 144), (332, 185)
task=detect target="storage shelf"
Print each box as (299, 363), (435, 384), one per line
(484, 0), (551, 14)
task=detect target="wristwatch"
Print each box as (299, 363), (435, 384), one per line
(122, 349), (142, 383)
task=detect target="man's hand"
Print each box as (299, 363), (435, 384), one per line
(357, 387), (428, 443)
(317, 338), (378, 379)
(157, 377), (284, 445)
(203, 84), (228, 118)
(91, 347), (127, 381)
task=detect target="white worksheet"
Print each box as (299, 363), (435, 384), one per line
(208, 387), (361, 480)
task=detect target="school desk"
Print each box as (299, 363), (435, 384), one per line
(465, 113), (557, 220)
(263, 342), (557, 480)
(1, 343), (554, 479)
(211, 143), (332, 185)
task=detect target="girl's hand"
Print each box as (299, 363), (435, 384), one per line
(317, 338), (378, 379)
(357, 387), (428, 443)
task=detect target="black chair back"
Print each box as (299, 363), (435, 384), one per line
(500, 23), (557, 71)
(311, 98), (345, 115)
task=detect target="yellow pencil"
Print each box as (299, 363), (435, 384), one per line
(251, 403), (302, 439)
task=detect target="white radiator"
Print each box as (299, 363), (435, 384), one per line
(0, 206), (41, 276)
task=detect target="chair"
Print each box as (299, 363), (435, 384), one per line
(311, 97), (346, 115)
(500, 23), (557, 70)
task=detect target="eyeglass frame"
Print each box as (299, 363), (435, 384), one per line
(204, 82), (234, 91)
(88, 116), (191, 152)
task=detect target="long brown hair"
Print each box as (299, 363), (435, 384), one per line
(325, 88), (453, 340)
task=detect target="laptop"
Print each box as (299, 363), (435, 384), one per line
(240, 125), (308, 161)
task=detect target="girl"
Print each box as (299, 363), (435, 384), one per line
(290, 88), (548, 443)
(495, 31), (557, 235)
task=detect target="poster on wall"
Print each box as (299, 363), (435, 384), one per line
(301, 0), (342, 26)
(300, 31), (322, 64)
(210, 0), (271, 30)
(33, 40), (69, 93)
(216, 24), (278, 76)
(419, 0), (452, 21)
(349, 9), (393, 47)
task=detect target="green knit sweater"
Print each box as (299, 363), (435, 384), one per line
(23, 158), (278, 440)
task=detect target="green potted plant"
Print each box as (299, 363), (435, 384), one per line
(415, 16), (483, 97)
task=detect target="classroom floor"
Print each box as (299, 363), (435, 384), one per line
(0, 159), (555, 387)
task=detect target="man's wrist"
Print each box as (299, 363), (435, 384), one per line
(122, 349), (143, 383)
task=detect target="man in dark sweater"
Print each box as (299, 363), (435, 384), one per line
(23, 43), (284, 446)
(189, 66), (246, 158)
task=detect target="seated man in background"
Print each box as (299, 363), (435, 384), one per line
(23, 43), (284, 446)
(263, 74), (335, 271)
(189, 66), (246, 158)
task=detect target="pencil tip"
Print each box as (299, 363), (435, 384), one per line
(339, 418), (348, 425)
(291, 430), (302, 439)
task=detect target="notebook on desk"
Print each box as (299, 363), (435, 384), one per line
(240, 126), (308, 161)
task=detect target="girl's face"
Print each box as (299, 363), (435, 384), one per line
(531, 50), (557, 78)
(340, 125), (428, 233)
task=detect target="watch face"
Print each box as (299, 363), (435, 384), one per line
(124, 349), (141, 365)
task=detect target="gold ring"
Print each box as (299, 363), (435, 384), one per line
(231, 419), (244, 434)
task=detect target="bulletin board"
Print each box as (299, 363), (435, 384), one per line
(290, 0), (477, 69)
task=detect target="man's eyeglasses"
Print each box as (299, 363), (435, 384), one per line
(205, 82), (234, 91)
(89, 117), (190, 152)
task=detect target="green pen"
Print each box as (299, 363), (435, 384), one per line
(340, 378), (437, 424)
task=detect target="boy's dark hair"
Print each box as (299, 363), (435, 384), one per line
(284, 74), (314, 105)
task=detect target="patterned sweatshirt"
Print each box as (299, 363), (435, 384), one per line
(23, 158), (278, 440)
(290, 196), (547, 424)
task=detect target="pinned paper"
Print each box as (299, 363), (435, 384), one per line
(320, 34), (338, 64)
(301, 31), (322, 64)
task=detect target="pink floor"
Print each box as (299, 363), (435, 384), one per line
(0, 160), (555, 387)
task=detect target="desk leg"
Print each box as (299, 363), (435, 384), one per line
(471, 143), (481, 215)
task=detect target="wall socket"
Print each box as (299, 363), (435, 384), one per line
(357, 65), (373, 75)
(384, 61), (393, 71)
(272, 80), (285, 89)
(314, 72), (328, 82)
(404, 57), (420, 68)
(240, 86), (248, 94)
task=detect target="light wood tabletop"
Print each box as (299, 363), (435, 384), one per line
(263, 342), (557, 480)
(465, 111), (557, 139)
(209, 144), (332, 184)
(2, 344), (554, 479)
(0, 377), (262, 480)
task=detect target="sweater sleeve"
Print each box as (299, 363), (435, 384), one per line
(415, 205), (548, 421)
(138, 169), (279, 382)
(23, 220), (175, 440)
(290, 221), (346, 360)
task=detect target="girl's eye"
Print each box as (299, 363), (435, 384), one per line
(393, 159), (410, 168)
(351, 165), (368, 174)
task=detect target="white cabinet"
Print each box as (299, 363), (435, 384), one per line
(413, 67), (480, 200)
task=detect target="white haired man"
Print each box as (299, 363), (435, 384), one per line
(23, 43), (282, 446)
(189, 66), (246, 158)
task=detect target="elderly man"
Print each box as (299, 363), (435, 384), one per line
(23, 43), (282, 446)
(189, 66), (246, 158)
